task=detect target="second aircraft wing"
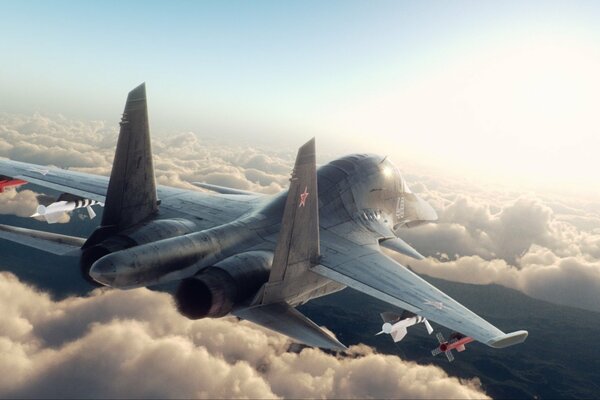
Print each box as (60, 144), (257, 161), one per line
(313, 231), (528, 348)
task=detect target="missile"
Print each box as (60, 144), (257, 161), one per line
(431, 332), (474, 362)
(32, 196), (104, 224)
(375, 310), (433, 342)
(0, 175), (27, 193)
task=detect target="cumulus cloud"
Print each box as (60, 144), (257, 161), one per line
(401, 194), (572, 262)
(0, 113), (292, 195)
(397, 177), (600, 312)
(0, 188), (39, 217)
(0, 189), (72, 223)
(0, 273), (488, 399)
(408, 249), (600, 312)
(2, 111), (600, 314)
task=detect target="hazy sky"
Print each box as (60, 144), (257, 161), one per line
(1, 0), (599, 195)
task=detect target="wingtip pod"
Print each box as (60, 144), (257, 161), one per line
(487, 330), (528, 348)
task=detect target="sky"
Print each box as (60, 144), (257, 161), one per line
(1, 0), (599, 194)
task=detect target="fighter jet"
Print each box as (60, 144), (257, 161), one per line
(0, 84), (528, 352)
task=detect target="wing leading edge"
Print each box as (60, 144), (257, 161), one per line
(312, 243), (527, 348)
(0, 158), (108, 203)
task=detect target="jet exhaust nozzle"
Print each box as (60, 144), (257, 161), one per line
(174, 251), (272, 319)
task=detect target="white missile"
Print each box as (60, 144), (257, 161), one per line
(375, 311), (433, 342)
(32, 198), (104, 224)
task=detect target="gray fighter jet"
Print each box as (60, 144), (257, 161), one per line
(0, 84), (528, 352)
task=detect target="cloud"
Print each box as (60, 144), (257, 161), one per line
(2, 111), (600, 314)
(408, 248), (600, 312)
(0, 189), (72, 224)
(0, 188), (39, 218)
(401, 194), (573, 263)
(397, 177), (600, 312)
(0, 272), (488, 399)
(0, 113), (291, 194)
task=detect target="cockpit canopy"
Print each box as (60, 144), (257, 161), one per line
(317, 154), (437, 236)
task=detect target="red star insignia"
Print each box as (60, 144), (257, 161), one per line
(299, 186), (309, 207)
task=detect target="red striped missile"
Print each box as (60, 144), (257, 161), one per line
(431, 332), (474, 362)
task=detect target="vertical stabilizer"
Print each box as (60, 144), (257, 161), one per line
(101, 83), (158, 230)
(260, 138), (320, 304)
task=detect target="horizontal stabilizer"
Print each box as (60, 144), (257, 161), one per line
(0, 224), (84, 255)
(234, 302), (347, 351)
(380, 237), (424, 260)
(192, 182), (260, 196)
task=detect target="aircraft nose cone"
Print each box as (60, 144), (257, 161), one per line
(89, 256), (117, 286)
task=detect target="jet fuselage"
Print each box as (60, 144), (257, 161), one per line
(87, 154), (435, 314)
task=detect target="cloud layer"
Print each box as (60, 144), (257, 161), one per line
(401, 180), (600, 311)
(0, 272), (488, 399)
(2, 111), (600, 313)
(0, 113), (291, 195)
(0, 188), (39, 218)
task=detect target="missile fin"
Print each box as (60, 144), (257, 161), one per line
(87, 206), (96, 220)
(44, 212), (64, 224)
(436, 332), (445, 344)
(390, 327), (408, 342)
(424, 319), (434, 335)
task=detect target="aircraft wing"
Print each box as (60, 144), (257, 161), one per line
(0, 158), (259, 228)
(313, 232), (528, 348)
(0, 158), (109, 203)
